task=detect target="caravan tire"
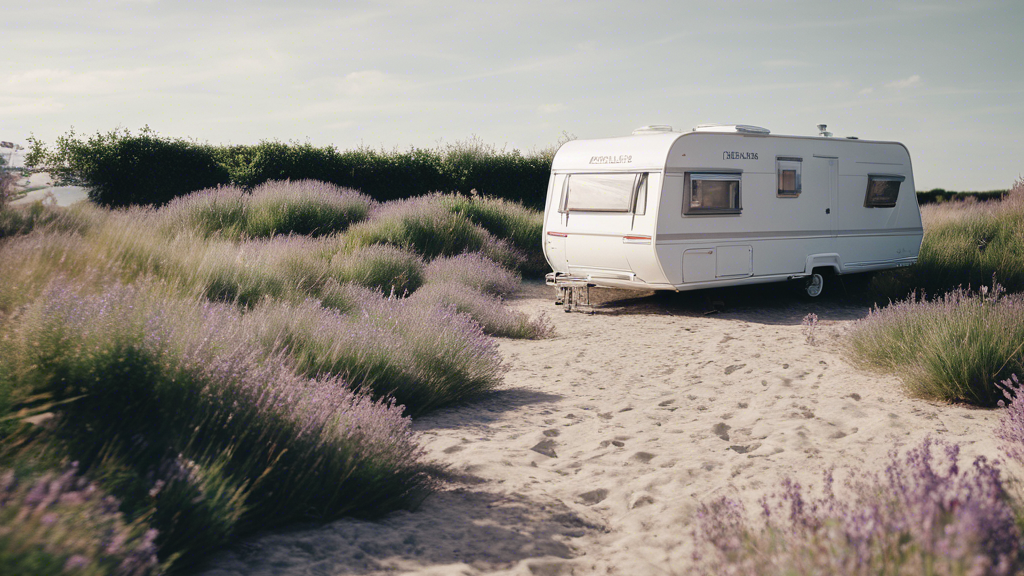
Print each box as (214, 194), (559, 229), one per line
(804, 273), (825, 298)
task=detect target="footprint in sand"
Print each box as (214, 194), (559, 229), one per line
(576, 488), (609, 505)
(712, 423), (731, 441)
(630, 452), (656, 464)
(531, 439), (558, 458)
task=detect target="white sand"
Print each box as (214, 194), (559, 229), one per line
(196, 283), (1004, 576)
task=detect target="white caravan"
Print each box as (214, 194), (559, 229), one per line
(543, 124), (923, 307)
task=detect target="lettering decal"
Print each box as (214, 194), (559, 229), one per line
(589, 155), (632, 164)
(723, 151), (758, 160)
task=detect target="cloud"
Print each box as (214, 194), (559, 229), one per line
(4, 68), (150, 96)
(885, 75), (921, 89)
(762, 59), (810, 69)
(0, 96), (64, 117)
(858, 87), (874, 95)
(337, 70), (405, 97)
(538, 103), (566, 114)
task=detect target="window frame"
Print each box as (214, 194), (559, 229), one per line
(559, 172), (650, 214)
(776, 156), (802, 198)
(864, 174), (905, 208)
(683, 171), (743, 215)
(632, 173), (648, 215)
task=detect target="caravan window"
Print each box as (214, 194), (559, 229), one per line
(865, 175), (904, 208)
(684, 173), (742, 214)
(776, 157), (802, 197)
(564, 173), (636, 212)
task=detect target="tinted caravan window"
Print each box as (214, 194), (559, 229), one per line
(865, 175), (904, 208)
(684, 173), (742, 214)
(777, 157), (802, 197)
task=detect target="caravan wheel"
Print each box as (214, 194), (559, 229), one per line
(804, 273), (824, 298)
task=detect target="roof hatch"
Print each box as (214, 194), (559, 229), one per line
(631, 125), (675, 135)
(692, 124), (771, 135)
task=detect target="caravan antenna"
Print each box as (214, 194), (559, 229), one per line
(817, 124), (833, 137)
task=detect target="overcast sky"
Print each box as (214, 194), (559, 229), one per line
(3, 0), (1021, 190)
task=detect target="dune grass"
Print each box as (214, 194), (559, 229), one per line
(845, 285), (1024, 407)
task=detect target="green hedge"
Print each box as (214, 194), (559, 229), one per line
(916, 188), (1009, 205)
(28, 129), (553, 209)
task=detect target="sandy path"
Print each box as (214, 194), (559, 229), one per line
(196, 282), (1002, 576)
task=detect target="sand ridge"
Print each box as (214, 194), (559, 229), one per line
(196, 283), (1003, 576)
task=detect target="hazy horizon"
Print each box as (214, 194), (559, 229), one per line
(3, 0), (1021, 191)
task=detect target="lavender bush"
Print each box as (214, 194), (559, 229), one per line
(845, 284), (1024, 406)
(157, 180), (373, 239)
(327, 244), (425, 295)
(424, 252), (521, 296)
(0, 281), (427, 568)
(345, 195), (526, 272)
(693, 438), (1021, 576)
(0, 465), (162, 575)
(244, 180), (373, 237)
(408, 282), (550, 339)
(244, 294), (503, 415)
(435, 195), (546, 275)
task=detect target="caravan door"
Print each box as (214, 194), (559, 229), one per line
(809, 155), (839, 252)
(561, 173), (639, 276)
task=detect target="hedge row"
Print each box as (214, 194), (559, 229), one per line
(916, 188), (1009, 205)
(27, 128), (553, 209)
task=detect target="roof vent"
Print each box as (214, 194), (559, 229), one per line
(817, 124), (833, 137)
(632, 125), (675, 135)
(693, 124), (770, 135)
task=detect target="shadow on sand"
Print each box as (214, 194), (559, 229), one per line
(192, 488), (598, 576)
(413, 387), (565, 431)
(540, 275), (884, 326)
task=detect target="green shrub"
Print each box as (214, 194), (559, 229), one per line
(27, 130), (552, 208)
(27, 128), (229, 207)
(846, 285), (1024, 406)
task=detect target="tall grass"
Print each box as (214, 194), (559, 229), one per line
(0, 281), (427, 569)
(693, 438), (1020, 576)
(845, 285), (1024, 406)
(872, 177), (1024, 299)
